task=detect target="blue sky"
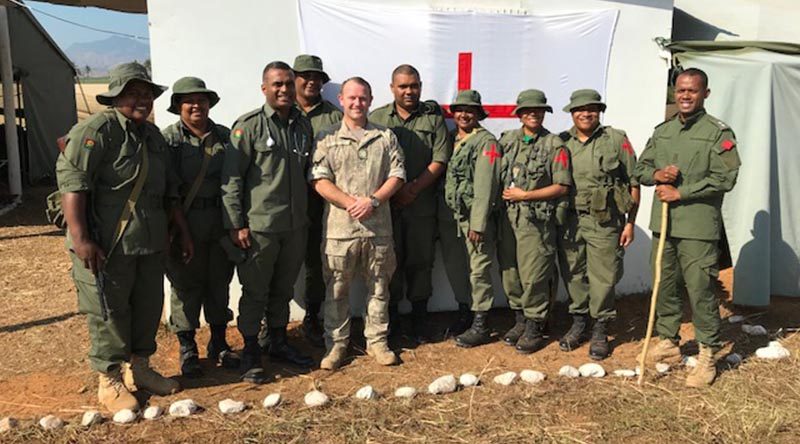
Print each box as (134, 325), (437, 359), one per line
(27, 1), (149, 49)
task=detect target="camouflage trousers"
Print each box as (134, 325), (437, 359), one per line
(322, 237), (396, 348)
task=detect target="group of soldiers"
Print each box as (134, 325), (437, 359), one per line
(55, 55), (740, 414)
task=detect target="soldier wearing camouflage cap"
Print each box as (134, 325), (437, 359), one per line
(444, 90), (503, 348)
(556, 89), (640, 361)
(497, 89), (573, 354)
(634, 68), (741, 387)
(56, 62), (188, 413)
(162, 76), (240, 378)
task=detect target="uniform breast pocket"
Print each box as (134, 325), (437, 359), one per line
(253, 141), (275, 178)
(685, 138), (713, 182)
(109, 144), (141, 190)
(598, 150), (620, 174)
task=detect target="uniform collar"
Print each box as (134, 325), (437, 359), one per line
(568, 124), (604, 144)
(521, 127), (548, 144)
(263, 102), (301, 123)
(295, 97), (324, 116)
(113, 108), (147, 136)
(179, 118), (215, 142)
(336, 120), (381, 143)
(677, 108), (706, 129)
(390, 101), (425, 119)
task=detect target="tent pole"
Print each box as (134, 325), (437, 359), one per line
(0, 6), (22, 197)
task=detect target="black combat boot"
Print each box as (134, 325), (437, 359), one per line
(207, 324), (240, 369)
(257, 318), (270, 352)
(455, 311), (491, 348)
(559, 314), (589, 351)
(239, 336), (267, 384)
(302, 303), (325, 348)
(515, 319), (547, 354)
(588, 318), (611, 361)
(388, 304), (401, 341)
(411, 300), (430, 344)
(503, 310), (526, 346)
(267, 327), (314, 368)
(177, 330), (202, 378)
(448, 304), (473, 337)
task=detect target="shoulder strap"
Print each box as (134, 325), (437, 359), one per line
(108, 140), (150, 256)
(182, 134), (215, 213)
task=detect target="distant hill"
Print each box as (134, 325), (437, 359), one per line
(65, 36), (150, 76)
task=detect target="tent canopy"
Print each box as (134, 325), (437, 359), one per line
(673, 43), (800, 305)
(26, 0), (145, 13)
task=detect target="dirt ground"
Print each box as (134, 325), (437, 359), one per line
(1, 187), (798, 443)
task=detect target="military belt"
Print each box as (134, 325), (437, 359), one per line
(188, 196), (222, 209)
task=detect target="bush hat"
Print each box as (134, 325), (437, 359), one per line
(96, 62), (167, 106)
(562, 88), (607, 112)
(512, 89), (553, 114)
(167, 76), (220, 114)
(292, 54), (330, 84)
(451, 89), (488, 120)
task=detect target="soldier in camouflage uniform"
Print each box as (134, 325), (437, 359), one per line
(635, 69), (740, 387)
(370, 65), (452, 343)
(556, 89), (639, 360)
(56, 63), (186, 412)
(222, 61), (315, 384)
(310, 77), (406, 370)
(497, 90), (573, 354)
(162, 76), (239, 377)
(444, 90), (503, 348)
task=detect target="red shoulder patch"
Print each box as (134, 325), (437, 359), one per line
(621, 138), (634, 156)
(554, 148), (569, 168)
(720, 139), (735, 151)
(482, 144), (501, 165)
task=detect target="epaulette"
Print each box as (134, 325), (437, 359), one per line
(558, 131), (571, 142)
(85, 109), (116, 132)
(233, 107), (263, 126)
(369, 102), (393, 116)
(705, 114), (730, 130)
(654, 113), (676, 129)
(315, 122), (340, 140)
(422, 100), (443, 115)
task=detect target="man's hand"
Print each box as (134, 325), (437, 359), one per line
(71, 237), (106, 275)
(347, 196), (375, 221)
(655, 184), (681, 203)
(180, 230), (194, 264)
(502, 186), (528, 203)
(391, 182), (418, 208)
(654, 165), (680, 184)
(468, 230), (483, 244)
(230, 228), (251, 249)
(619, 222), (635, 247)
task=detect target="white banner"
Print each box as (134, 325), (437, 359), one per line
(298, 0), (618, 135)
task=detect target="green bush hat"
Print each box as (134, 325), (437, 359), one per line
(96, 62), (167, 106)
(292, 54), (330, 84)
(562, 88), (607, 113)
(512, 89), (553, 115)
(451, 89), (488, 120)
(167, 76), (220, 114)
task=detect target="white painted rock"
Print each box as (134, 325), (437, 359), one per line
(395, 386), (417, 398)
(218, 399), (246, 414)
(725, 353), (743, 367)
(634, 366), (642, 376)
(143, 405), (163, 420)
(519, 370), (546, 384)
(493, 371), (518, 386)
(169, 399), (200, 417)
(428, 374), (458, 394)
(263, 393), (281, 408)
(741, 324), (768, 336)
(613, 369), (636, 378)
(459, 373), (479, 387)
(355, 385), (377, 400)
(39, 415), (64, 430)
(81, 411), (103, 427)
(559, 365), (580, 378)
(727, 315), (745, 323)
(0, 417), (19, 433)
(756, 343), (791, 360)
(578, 363), (606, 378)
(655, 363), (670, 374)
(682, 356), (699, 368)
(113, 409), (137, 424)
(304, 390), (329, 407)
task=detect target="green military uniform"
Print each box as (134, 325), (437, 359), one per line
(163, 120), (234, 332)
(221, 104), (313, 337)
(634, 110), (740, 347)
(56, 106), (176, 373)
(556, 123), (637, 321)
(309, 122), (406, 347)
(498, 127), (572, 321)
(445, 126), (503, 312)
(370, 100), (450, 307)
(296, 99), (343, 318)
(436, 181), (472, 306)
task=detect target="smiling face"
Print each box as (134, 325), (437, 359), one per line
(178, 93), (210, 128)
(295, 71), (324, 102)
(570, 104), (602, 134)
(338, 80), (372, 124)
(518, 107), (546, 134)
(452, 105), (480, 132)
(674, 73), (709, 119)
(261, 68), (296, 111)
(113, 81), (155, 124)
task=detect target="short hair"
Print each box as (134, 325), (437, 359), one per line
(676, 67), (708, 89)
(341, 76), (372, 96)
(391, 64), (421, 82)
(262, 61), (293, 80)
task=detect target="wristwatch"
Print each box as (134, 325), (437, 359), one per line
(369, 195), (380, 208)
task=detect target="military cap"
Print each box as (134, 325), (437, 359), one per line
(96, 62), (167, 106)
(451, 89), (488, 120)
(562, 89), (607, 113)
(512, 89), (553, 114)
(167, 76), (220, 114)
(292, 54), (330, 83)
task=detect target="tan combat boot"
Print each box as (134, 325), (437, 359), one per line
(685, 344), (717, 388)
(367, 342), (398, 366)
(98, 368), (139, 413)
(320, 344), (348, 370)
(638, 338), (681, 364)
(124, 355), (181, 396)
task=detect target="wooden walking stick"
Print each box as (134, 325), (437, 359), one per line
(637, 199), (669, 385)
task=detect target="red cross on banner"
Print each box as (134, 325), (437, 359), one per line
(443, 52), (517, 119)
(483, 144), (502, 164)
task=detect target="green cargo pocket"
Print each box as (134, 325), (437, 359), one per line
(613, 186), (635, 214)
(590, 188), (611, 223)
(699, 252), (720, 280)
